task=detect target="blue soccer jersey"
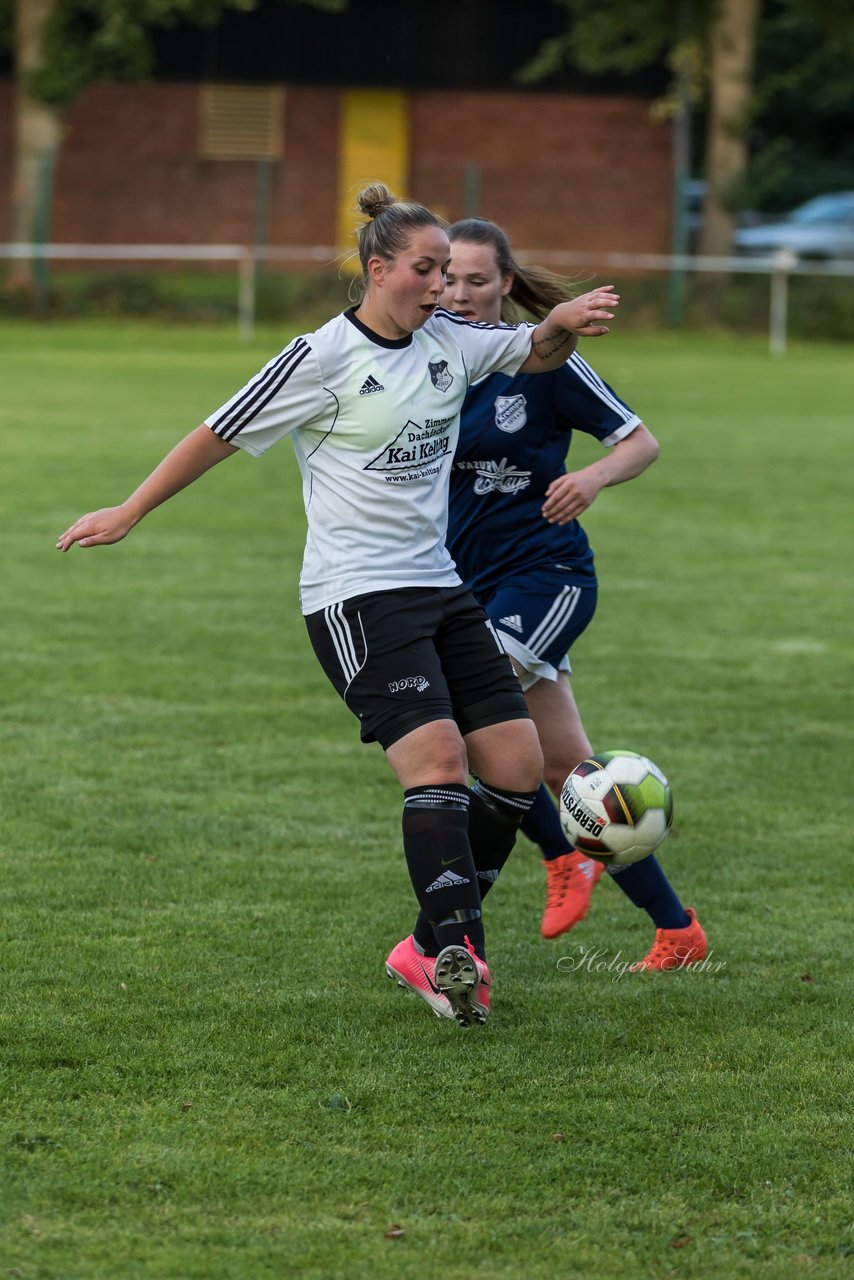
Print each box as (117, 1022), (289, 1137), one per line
(447, 352), (641, 601)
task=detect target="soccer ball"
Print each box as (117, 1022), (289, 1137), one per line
(559, 750), (673, 866)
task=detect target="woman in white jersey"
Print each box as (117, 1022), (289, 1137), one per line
(56, 185), (620, 1026)
(441, 217), (707, 972)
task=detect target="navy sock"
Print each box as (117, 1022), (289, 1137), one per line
(402, 784), (484, 959)
(607, 855), (690, 929)
(520, 782), (573, 860)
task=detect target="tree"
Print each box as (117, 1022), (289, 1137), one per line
(517, 0), (763, 255)
(742, 0), (854, 211)
(7, 0), (61, 292)
(4, 0), (346, 294)
(700, 0), (762, 255)
(520, 0), (854, 251)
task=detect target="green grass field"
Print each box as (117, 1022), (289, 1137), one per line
(1, 321), (852, 1279)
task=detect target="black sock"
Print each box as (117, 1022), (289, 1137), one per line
(519, 782), (572, 860)
(402, 785), (485, 959)
(413, 779), (537, 954)
(468, 779), (539, 898)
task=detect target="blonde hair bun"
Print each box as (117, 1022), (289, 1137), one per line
(357, 184), (397, 220)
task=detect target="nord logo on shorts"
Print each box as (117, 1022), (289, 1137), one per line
(389, 675), (431, 693)
(494, 394), (527, 432)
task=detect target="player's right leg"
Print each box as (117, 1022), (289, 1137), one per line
(393, 586), (543, 1023)
(305, 587), (489, 1025)
(385, 715), (493, 1026)
(521, 670), (604, 937)
(476, 570), (604, 938)
(439, 585), (543, 900)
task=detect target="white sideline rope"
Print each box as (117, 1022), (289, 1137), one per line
(3, 243), (853, 353)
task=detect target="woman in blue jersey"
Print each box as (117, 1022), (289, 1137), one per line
(56, 186), (623, 1025)
(442, 218), (707, 971)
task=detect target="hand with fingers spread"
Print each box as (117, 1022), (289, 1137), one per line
(558, 285), (621, 337)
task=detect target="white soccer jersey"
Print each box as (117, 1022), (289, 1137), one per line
(206, 307), (533, 613)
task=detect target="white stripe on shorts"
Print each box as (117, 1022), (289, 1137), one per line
(526, 585), (581, 656)
(324, 602), (365, 687)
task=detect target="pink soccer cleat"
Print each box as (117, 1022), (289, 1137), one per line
(385, 935), (454, 1019)
(433, 937), (491, 1026)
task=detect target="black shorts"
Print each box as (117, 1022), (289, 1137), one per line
(305, 584), (530, 749)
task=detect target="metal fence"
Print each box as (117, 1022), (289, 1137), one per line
(3, 241), (854, 354)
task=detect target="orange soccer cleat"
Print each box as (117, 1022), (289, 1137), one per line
(541, 851), (604, 939)
(629, 908), (708, 972)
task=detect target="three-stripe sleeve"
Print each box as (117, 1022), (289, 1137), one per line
(207, 338), (313, 445)
(558, 354), (641, 445)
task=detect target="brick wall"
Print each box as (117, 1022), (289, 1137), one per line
(51, 82), (340, 250)
(410, 90), (672, 259)
(2, 80), (672, 261)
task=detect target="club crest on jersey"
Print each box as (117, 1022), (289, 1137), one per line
(428, 359), (454, 392)
(494, 394), (527, 433)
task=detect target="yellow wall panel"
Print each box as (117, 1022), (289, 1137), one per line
(337, 89), (409, 259)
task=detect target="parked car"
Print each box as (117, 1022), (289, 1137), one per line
(681, 178), (706, 252)
(677, 179), (758, 252)
(732, 192), (854, 261)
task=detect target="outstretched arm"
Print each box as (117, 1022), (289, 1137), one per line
(541, 423), (660, 525)
(519, 286), (621, 373)
(56, 425), (237, 551)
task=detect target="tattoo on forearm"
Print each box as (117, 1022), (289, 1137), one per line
(533, 329), (575, 360)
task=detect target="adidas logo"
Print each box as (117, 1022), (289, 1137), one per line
(359, 374), (385, 396)
(499, 614), (523, 633)
(477, 868), (499, 884)
(425, 869), (471, 893)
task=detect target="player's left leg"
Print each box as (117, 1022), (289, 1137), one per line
(612, 859), (707, 970)
(484, 571), (705, 954)
(626, 901), (707, 971)
(464, 715), (544, 897)
(524, 661), (707, 966)
(528, 672), (705, 956)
